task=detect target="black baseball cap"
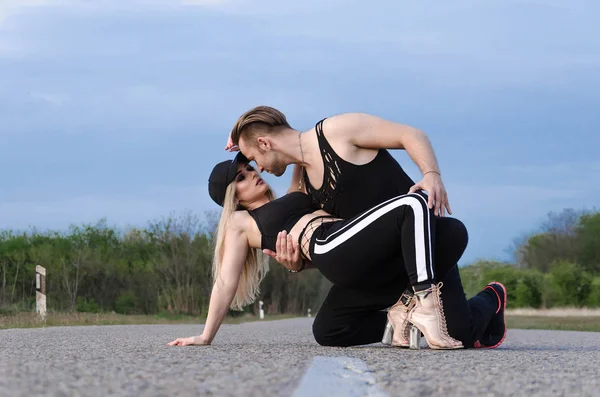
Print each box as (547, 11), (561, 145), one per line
(208, 152), (250, 207)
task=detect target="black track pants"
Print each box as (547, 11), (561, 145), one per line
(309, 192), (436, 288)
(311, 216), (499, 348)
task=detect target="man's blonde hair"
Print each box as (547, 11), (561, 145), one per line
(230, 106), (291, 148)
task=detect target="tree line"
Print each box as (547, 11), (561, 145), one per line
(0, 211), (328, 317)
(1, 207), (599, 316)
(460, 208), (600, 308)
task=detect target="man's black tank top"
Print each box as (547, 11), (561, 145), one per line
(303, 118), (417, 219)
(247, 191), (319, 251)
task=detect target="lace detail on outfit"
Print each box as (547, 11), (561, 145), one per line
(298, 215), (336, 261)
(304, 119), (342, 209)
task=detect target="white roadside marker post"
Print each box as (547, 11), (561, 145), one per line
(259, 300), (264, 320)
(35, 266), (47, 320)
(307, 308), (312, 318)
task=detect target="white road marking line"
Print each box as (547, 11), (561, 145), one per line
(292, 356), (389, 397)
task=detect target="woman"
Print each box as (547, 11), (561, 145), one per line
(168, 153), (463, 349)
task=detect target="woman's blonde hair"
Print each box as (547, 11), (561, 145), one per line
(212, 179), (276, 311)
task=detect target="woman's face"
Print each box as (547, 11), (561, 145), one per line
(234, 163), (269, 205)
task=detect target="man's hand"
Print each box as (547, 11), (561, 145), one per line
(225, 134), (240, 152)
(167, 335), (210, 346)
(262, 231), (305, 272)
(409, 172), (452, 217)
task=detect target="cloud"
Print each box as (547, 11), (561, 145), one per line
(451, 185), (581, 222)
(0, 0), (233, 22)
(0, 0), (83, 57)
(3, 0), (599, 88)
(503, 161), (600, 178)
(181, 0), (231, 5)
(0, 184), (215, 232)
(448, 160), (600, 218)
(0, 0), (55, 55)
(28, 92), (71, 107)
(0, 0), (73, 26)
(443, 160), (600, 263)
(444, 183), (574, 264)
(498, 162), (600, 195)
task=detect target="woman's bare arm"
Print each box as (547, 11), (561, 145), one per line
(201, 226), (247, 342)
(168, 222), (248, 346)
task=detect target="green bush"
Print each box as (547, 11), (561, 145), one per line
(76, 297), (101, 313)
(543, 260), (592, 308)
(482, 266), (521, 308)
(0, 305), (19, 316)
(587, 278), (600, 307)
(459, 260), (508, 299)
(459, 261), (544, 308)
(115, 291), (140, 314)
(514, 270), (544, 308)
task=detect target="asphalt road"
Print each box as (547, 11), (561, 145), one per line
(1, 318), (599, 396)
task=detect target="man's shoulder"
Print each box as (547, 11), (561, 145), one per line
(320, 112), (380, 134)
(318, 113), (380, 147)
(322, 112), (372, 126)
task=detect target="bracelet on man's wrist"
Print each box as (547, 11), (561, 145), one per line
(423, 170), (441, 177)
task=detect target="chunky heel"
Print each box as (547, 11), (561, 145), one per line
(381, 320), (394, 345)
(409, 325), (422, 350)
(384, 290), (415, 348)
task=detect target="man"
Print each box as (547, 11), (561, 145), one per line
(224, 105), (506, 349)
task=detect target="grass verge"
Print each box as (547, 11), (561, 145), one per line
(0, 311), (299, 330)
(3, 312), (600, 333)
(506, 315), (600, 332)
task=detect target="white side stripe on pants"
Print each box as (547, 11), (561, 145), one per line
(313, 194), (433, 283)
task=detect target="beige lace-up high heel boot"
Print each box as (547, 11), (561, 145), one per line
(409, 282), (463, 350)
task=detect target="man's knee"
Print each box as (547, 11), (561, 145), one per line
(312, 317), (353, 347)
(444, 217), (469, 251)
(312, 319), (341, 347)
(435, 217), (469, 266)
(312, 321), (330, 346)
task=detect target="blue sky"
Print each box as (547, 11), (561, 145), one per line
(1, 0), (598, 265)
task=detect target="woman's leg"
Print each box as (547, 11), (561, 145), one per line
(310, 192), (461, 349)
(311, 192), (436, 288)
(312, 216), (504, 349)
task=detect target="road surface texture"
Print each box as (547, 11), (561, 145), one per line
(1, 318), (599, 396)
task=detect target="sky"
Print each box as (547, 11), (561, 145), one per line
(1, 0), (598, 265)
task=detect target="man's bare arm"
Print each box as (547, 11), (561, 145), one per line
(263, 231), (315, 272)
(328, 113), (451, 217)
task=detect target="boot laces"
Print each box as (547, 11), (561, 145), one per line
(434, 282), (451, 337)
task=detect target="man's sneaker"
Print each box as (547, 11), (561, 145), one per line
(474, 282), (507, 349)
